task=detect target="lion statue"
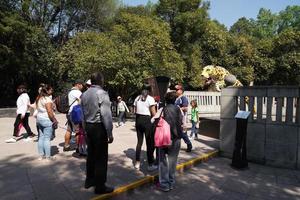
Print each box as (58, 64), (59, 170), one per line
(201, 65), (243, 92)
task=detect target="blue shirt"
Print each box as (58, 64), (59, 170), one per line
(175, 95), (189, 113)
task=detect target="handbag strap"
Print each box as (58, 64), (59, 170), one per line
(159, 107), (165, 118)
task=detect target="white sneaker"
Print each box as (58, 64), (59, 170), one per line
(147, 164), (158, 171)
(37, 156), (44, 161)
(44, 156), (55, 162)
(23, 137), (32, 142)
(5, 138), (17, 143)
(134, 161), (140, 169)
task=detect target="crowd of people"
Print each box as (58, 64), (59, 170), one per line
(5, 72), (201, 194)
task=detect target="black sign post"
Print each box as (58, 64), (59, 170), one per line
(231, 111), (250, 169)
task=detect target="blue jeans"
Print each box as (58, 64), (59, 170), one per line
(191, 121), (197, 137)
(158, 139), (181, 190)
(37, 117), (53, 157)
(118, 111), (125, 125)
(182, 132), (192, 146)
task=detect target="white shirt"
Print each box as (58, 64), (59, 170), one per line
(68, 88), (82, 113)
(16, 93), (30, 116)
(117, 100), (129, 113)
(36, 96), (53, 119)
(134, 95), (156, 116)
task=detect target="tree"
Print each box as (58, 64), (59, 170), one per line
(156, 0), (211, 88)
(200, 20), (228, 66)
(0, 10), (57, 106)
(57, 12), (185, 98)
(278, 6), (300, 33)
(270, 29), (300, 85)
(253, 8), (278, 39)
(230, 17), (255, 36)
(252, 38), (275, 84)
(5, 0), (120, 44)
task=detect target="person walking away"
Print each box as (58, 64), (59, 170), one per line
(35, 84), (58, 161)
(151, 91), (182, 192)
(63, 80), (84, 152)
(81, 72), (114, 194)
(174, 84), (192, 152)
(6, 85), (35, 143)
(190, 99), (199, 139)
(116, 96), (129, 127)
(133, 87), (157, 171)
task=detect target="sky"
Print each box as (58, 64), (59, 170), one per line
(121, 0), (300, 28)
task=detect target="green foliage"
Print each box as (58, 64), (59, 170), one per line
(253, 8), (278, 39)
(200, 20), (228, 65)
(1, 2), (300, 106)
(271, 29), (300, 85)
(252, 38), (275, 84)
(57, 13), (185, 98)
(230, 17), (255, 36)
(0, 10), (57, 106)
(278, 6), (300, 33)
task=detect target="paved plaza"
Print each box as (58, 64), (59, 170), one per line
(0, 114), (300, 200)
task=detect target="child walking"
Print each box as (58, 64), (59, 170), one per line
(190, 100), (199, 139)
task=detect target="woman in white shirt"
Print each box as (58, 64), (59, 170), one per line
(133, 88), (157, 171)
(36, 84), (58, 161)
(5, 85), (35, 143)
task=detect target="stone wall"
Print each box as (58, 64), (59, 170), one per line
(220, 86), (300, 169)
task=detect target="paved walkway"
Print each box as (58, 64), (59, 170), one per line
(111, 157), (300, 200)
(0, 114), (218, 200)
(1, 114), (300, 200)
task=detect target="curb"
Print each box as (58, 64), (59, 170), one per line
(91, 150), (219, 200)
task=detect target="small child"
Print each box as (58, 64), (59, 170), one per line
(190, 99), (199, 139)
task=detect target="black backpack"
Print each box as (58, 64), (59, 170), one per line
(54, 93), (69, 114)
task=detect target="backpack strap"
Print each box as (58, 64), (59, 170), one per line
(69, 99), (77, 108)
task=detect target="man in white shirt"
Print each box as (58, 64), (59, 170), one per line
(63, 80), (83, 152)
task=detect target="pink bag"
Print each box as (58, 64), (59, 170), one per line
(78, 127), (87, 155)
(154, 112), (171, 147)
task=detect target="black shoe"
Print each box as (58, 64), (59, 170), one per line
(29, 133), (36, 138)
(84, 180), (95, 189)
(63, 146), (71, 152)
(186, 144), (192, 152)
(94, 186), (114, 194)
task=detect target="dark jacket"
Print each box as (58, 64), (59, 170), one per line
(162, 104), (183, 140)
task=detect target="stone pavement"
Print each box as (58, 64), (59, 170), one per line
(111, 157), (300, 200)
(0, 114), (218, 200)
(1, 114), (300, 200)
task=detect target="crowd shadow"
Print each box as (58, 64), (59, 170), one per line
(50, 145), (59, 156)
(123, 148), (155, 176)
(1, 148), (300, 200)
